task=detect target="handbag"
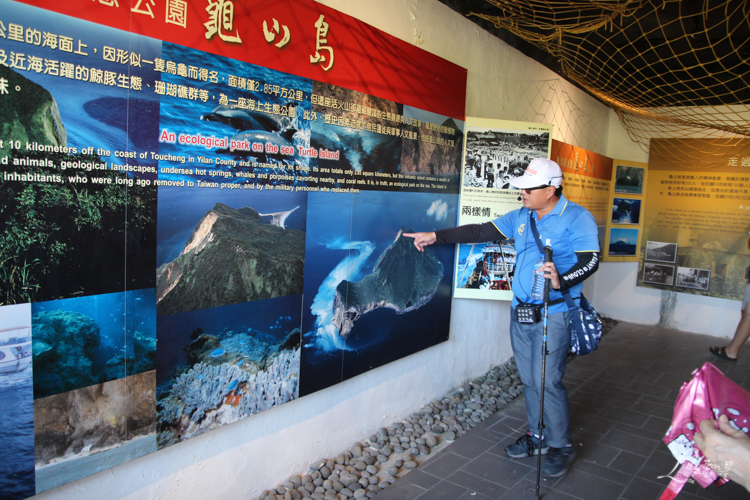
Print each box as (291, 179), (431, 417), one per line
(562, 291), (602, 355)
(659, 362), (750, 499)
(528, 213), (602, 355)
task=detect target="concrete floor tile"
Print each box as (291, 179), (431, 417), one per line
(374, 479), (427, 500)
(613, 421), (670, 443)
(629, 399), (677, 420)
(597, 406), (651, 427)
(636, 449), (680, 482)
(620, 476), (668, 500)
(598, 429), (660, 457)
(487, 415), (528, 438)
(445, 434), (500, 459)
(553, 468), (627, 500)
(397, 468), (442, 490)
(459, 452), (534, 489)
(569, 411), (618, 435)
(446, 469), (509, 498)
(609, 450), (646, 475)
(416, 480), (469, 500)
(694, 477), (750, 499)
(573, 459), (633, 485)
(571, 438), (621, 467)
(642, 415), (672, 435)
(420, 452), (471, 479)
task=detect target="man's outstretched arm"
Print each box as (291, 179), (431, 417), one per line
(404, 222), (503, 252)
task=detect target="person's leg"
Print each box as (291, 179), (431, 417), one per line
(505, 316), (548, 458)
(539, 312), (572, 448)
(711, 285), (750, 359)
(509, 311), (570, 448)
(725, 311), (750, 359)
(539, 312), (576, 477)
(509, 318), (539, 436)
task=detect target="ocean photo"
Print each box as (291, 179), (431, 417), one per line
(0, 303), (35, 499)
(299, 190), (458, 396)
(611, 198), (641, 225)
(31, 289), (157, 399)
(157, 42), (313, 186)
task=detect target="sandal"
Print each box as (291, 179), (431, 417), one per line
(709, 346), (737, 362)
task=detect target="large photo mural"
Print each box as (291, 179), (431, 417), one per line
(0, 0), (467, 497)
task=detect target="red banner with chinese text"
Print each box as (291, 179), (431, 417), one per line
(11, 0), (467, 119)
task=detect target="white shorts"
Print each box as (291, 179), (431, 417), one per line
(744, 283), (750, 313)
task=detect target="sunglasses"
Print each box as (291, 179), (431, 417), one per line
(521, 185), (552, 194)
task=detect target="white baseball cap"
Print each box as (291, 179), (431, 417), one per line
(508, 158), (563, 189)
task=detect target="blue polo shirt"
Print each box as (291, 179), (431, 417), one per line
(491, 193), (599, 314)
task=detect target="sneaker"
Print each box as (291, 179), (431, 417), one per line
(504, 432), (549, 459)
(541, 445), (575, 477)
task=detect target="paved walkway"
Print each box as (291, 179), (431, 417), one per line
(375, 322), (750, 499)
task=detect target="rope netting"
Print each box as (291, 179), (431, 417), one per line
(469, 0), (750, 161)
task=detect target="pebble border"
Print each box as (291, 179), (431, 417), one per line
(253, 358), (525, 500)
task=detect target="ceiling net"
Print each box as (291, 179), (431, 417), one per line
(469, 0), (750, 162)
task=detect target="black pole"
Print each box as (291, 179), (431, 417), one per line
(536, 246), (553, 499)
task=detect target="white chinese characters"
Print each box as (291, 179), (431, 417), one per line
(310, 14), (333, 71)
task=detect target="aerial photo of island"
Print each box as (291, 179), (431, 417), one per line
(299, 190), (457, 396)
(156, 188), (307, 316)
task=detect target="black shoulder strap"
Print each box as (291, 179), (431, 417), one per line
(528, 212), (544, 254)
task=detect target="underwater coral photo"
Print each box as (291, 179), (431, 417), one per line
(155, 294), (301, 449)
(31, 289), (157, 399)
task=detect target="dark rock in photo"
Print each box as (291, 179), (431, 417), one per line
(332, 227), (444, 337)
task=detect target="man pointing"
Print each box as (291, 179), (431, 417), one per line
(405, 158), (599, 477)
